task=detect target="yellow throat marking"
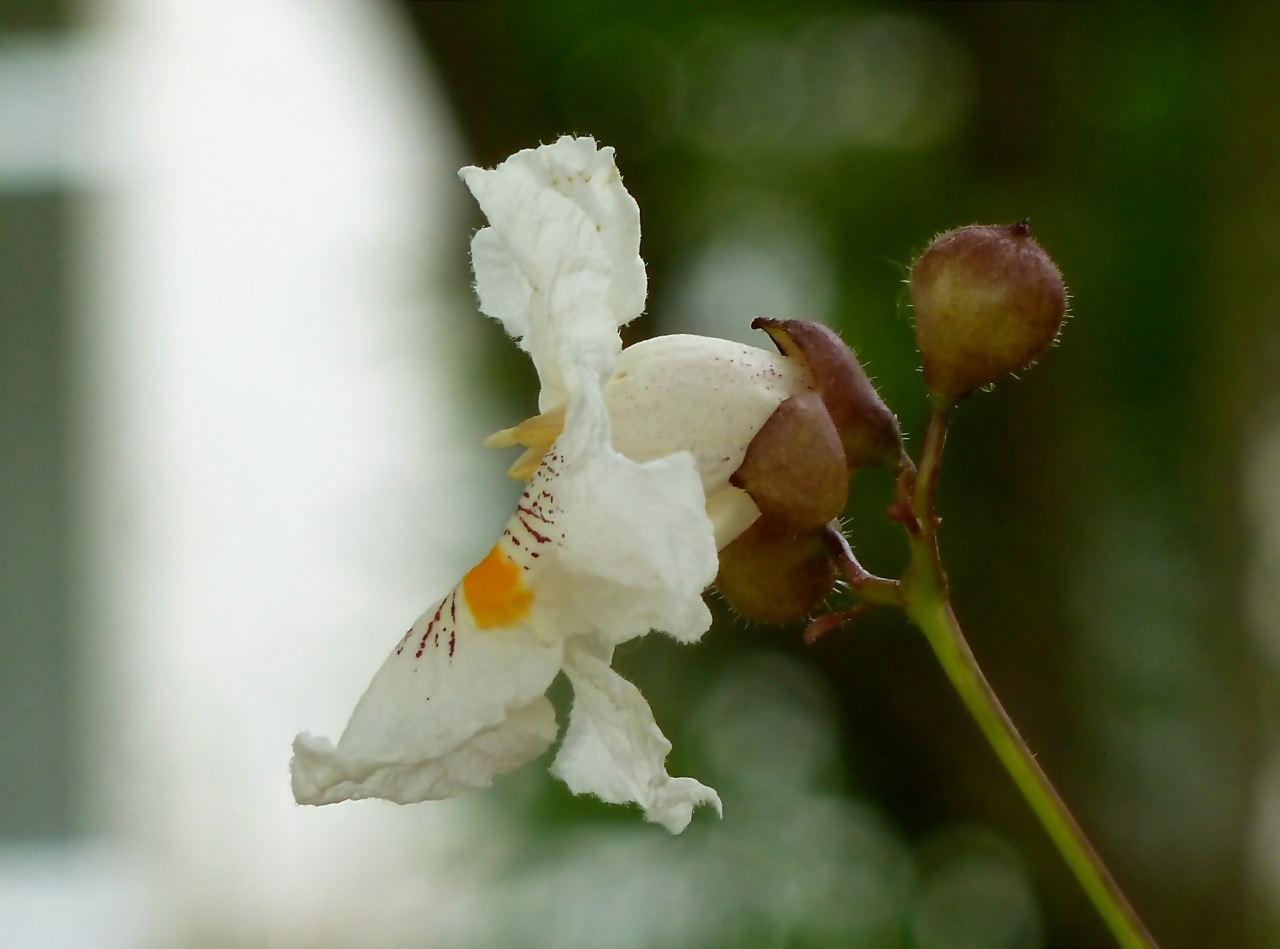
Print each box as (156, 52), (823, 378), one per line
(462, 544), (533, 629)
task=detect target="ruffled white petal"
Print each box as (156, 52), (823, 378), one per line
(460, 136), (646, 412)
(468, 227), (532, 338)
(294, 139), (736, 827)
(552, 641), (722, 833)
(291, 593), (564, 805)
(522, 362), (716, 648)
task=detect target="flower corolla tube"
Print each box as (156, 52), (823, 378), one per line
(290, 136), (815, 832)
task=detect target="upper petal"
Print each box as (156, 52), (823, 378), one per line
(495, 137), (646, 326)
(460, 136), (646, 410)
(551, 640), (722, 834)
(291, 587), (564, 805)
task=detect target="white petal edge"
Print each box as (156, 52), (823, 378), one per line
(292, 699), (556, 805)
(468, 226), (533, 341)
(291, 596), (565, 805)
(551, 640), (722, 834)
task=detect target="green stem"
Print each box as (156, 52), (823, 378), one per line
(903, 410), (1155, 949)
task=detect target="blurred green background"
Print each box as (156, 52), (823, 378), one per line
(404, 2), (1279, 946)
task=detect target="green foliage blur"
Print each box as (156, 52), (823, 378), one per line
(405, 3), (1279, 946)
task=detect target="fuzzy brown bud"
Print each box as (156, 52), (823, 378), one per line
(753, 317), (904, 469)
(911, 221), (1066, 407)
(715, 520), (837, 624)
(729, 392), (848, 531)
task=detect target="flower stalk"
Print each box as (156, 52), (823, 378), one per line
(812, 221), (1152, 944)
(896, 409), (1156, 949)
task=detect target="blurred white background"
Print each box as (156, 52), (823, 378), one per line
(1, 0), (497, 945)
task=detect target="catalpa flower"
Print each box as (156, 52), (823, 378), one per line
(290, 136), (894, 832)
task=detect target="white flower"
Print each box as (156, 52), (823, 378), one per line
(291, 136), (812, 832)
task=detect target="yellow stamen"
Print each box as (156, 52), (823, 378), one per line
(484, 407), (566, 480)
(462, 544), (534, 629)
(506, 446), (547, 481)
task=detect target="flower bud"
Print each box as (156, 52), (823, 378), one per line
(715, 520), (836, 624)
(911, 221), (1066, 407)
(753, 318), (904, 469)
(729, 392), (848, 531)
